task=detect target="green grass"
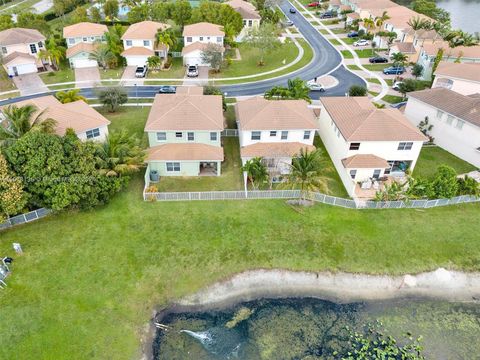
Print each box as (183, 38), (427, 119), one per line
(224, 106), (237, 129)
(0, 0), (38, 14)
(368, 91), (379, 97)
(363, 63), (390, 71)
(319, 29), (329, 34)
(340, 37), (356, 44)
(329, 38), (341, 46)
(330, 28), (347, 34)
(314, 136), (348, 197)
(1, 177), (480, 359)
(99, 67), (125, 80)
(340, 50), (353, 59)
(413, 146), (477, 179)
(341, 50), (376, 59)
(0, 66), (16, 92)
(146, 58), (185, 79)
(321, 19), (340, 25)
(385, 79), (394, 86)
(211, 41), (299, 79)
(366, 77), (381, 84)
(381, 94), (404, 104)
(39, 67), (75, 85)
(346, 64), (360, 70)
(100, 106), (151, 147)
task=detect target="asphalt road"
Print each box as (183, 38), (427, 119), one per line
(0, 0), (365, 106)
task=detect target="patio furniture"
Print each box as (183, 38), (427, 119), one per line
(361, 180), (372, 189)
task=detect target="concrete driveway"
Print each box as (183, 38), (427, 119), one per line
(183, 66), (209, 86)
(75, 67), (100, 88)
(12, 73), (48, 96)
(122, 66), (144, 85)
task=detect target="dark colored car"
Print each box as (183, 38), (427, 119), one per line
(158, 86), (177, 94)
(347, 31), (359, 38)
(289, 8), (296, 13)
(320, 12), (334, 18)
(383, 66), (406, 75)
(369, 56), (388, 63)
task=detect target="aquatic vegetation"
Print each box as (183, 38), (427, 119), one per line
(225, 307), (254, 329)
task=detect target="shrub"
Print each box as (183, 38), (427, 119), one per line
(348, 85), (367, 96)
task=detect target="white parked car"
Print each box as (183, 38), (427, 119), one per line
(306, 80), (325, 92)
(392, 81), (403, 91)
(353, 39), (369, 47)
(186, 65), (199, 77)
(135, 66), (147, 78)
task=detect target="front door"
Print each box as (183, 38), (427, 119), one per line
(12, 66), (18, 76)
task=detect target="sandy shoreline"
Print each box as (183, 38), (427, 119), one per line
(177, 268), (480, 309)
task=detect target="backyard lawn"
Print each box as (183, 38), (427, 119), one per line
(413, 146), (477, 179)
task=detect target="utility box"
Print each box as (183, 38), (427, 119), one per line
(150, 170), (159, 182)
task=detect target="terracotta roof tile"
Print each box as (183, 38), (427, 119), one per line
(175, 86), (204, 95)
(226, 0), (261, 19)
(342, 154), (389, 168)
(240, 142), (315, 158)
(183, 22), (225, 37)
(2, 52), (37, 66)
(121, 21), (170, 40)
(422, 42), (480, 58)
(146, 143), (224, 161)
(66, 42), (97, 58)
(63, 22), (108, 38)
(435, 61), (480, 83)
(181, 42), (224, 55)
(121, 46), (154, 56)
(0, 28), (45, 46)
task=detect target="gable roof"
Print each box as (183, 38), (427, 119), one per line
(225, 0), (261, 19)
(181, 41), (225, 55)
(121, 21), (170, 40)
(435, 62), (480, 83)
(175, 86), (204, 95)
(146, 143), (224, 161)
(408, 88), (480, 128)
(352, 0), (398, 10)
(0, 28), (45, 46)
(63, 22), (108, 38)
(240, 142), (316, 158)
(1, 96), (110, 135)
(392, 42), (416, 54)
(2, 52), (37, 66)
(421, 41), (480, 59)
(66, 42), (97, 58)
(320, 97), (426, 141)
(145, 93), (224, 131)
(342, 154), (389, 168)
(236, 97), (318, 131)
(183, 22), (225, 37)
(370, 6), (431, 31)
(121, 46), (154, 56)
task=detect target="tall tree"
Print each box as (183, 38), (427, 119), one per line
(105, 24), (124, 64)
(90, 6), (102, 23)
(0, 14), (14, 31)
(97, 87), (128, 112)
(156, 29), (177, 51)
(55, 89), (86, 104)
(264, 78), (311, 103)
(104, 0), (119, 21)
(71, 7), (88, 23)
(391, 51), (408, 67)
(190, 2), (243, 38)
(39, 37), (66, 70)
(89, 44), (117, 69)
(171, 0), (192, 27)
(200, 43), (224, 72)
(0, 154), (27, 222)
(242, 157), (268, 190)
(127, 3), (151, 23)
(244, 22), (280, 66)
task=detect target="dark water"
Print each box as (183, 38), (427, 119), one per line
(436, 0), (480, 34)
(153, 297), (480, 360)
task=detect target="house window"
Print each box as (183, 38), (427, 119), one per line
(251, 131), (261, 140)
(143, 40), (150, 46)
(281, 131), (288, 140)
(243, 20), (247, 26)
(187, 132), (194, 141)
(373, 169), (381, 179)
(397, 142), (413, 150)
(199, 36), (203, 41)
(349, 142), (360, 150)
(166, 162), (181, 172)
(186, 37), (192, 43)
(270, 131), (277, 137)
(1, 47), (6, 54)
(248, 20), (252, 26)
(90, 37), (95, 41)
(303, 130), (311, 140)
(126, 40), (132, 46)
(38, 41), (43, 48)
(175, 132), (183, 138)
(436, 110), (444, 119)
(82, 37), (88, 42)
(156, 132), (166, 141)
(350, 170), (357, 179)
(68, 38), (75, 45)
(216, 37), (222, 43)
(210, 132), (218, 141)
(29, 44), (37, 54)
(86, 128), (100, 139)
(446, 115), (454, 125)
(455, 120), (464, 130)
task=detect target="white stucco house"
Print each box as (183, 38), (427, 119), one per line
(317, 97), (426, 198)
(432, 62), (480, 96)
(225, 0), (261, 41)
(405, 88), (480, 168)
(0, 95), (110, 141)
(236, 97), (317, 179)
(0, 28), (46, 76)
(121, 21), (170, 67)
(63, 22), (108, 68)
(182, 22), (225, 66)
(144, 86), (224, 177)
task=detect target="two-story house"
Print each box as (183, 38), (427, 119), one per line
(431, 62), (480, 95)
(0, 28), (46, 76)
(318, 97), (426, 198)
(405, 88), (480, 168)
(182, 22), (225, 67)
(121, 21), (170, 67)
(63, 22), (108, 68)
(144, 86), (224, 177)
(225, 0), (261, 41)
(236, 97), (317, 179)
(1, 95), (110, 141)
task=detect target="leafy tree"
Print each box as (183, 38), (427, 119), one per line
(105, 24), (124, 64)
(431, 48), (444, 74)
(264, 85), (291, 100)
(39, 37), (66, 70)
(444, 30), (479, 47)
(407, 16), (432, 32)
(203, 86), (227, 111)
(16, 12), (50, 35)
(89, 43), (117, 69)
(152, 2), (174, 22)
(242, 157), (268, 190)
(284, 148), (327, 200)
(171, 0), (192, 27)
(0, 154), (27, 222)
(457, 176), (480, 197)
(147, 55), (161, 71)
(55, 89), (86, 104)
(71, 6), (88, 23)
(190, 2), (243, 39)
(375, 181), (407, 201)
(95, 130), (145, 177)
(412, 63), (424, 78)
(127, 3), (151, 23)
(397, 79), (417, 98)
(259, 7), (281, 24)
(244, 22), (280, 66)
(0, 105), (56, 145)
(412, 0), (450, 26)
(98, 87), (128, 112)
(348, 85), (367, 96)
(0, 14), (14, 31)
(264, 78), (311, 103)
(104, 0), (119, 21)
(431, 165), (458, 198)
(201, 43), (224, 72)
(156, 29), (177, 51)
(374, 11), (390, 33)
(391, 51), (408, 67)
(362, 17), (375, 34)
(90, 6), (102, 23)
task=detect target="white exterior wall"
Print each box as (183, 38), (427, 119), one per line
(183, 50), (208, 66)
(432, 76), (480, 96)
(7, 63), (37, 76)
(183, 35), (224, 46)
(123, 38), (154, 51)
(76, 125), (109, 142)
(238, 129), (316, 147)
(66, 35), (104, 48)
(237, 18), (260, 41)
(404, 97), (480, 168)
(147, 130), (221, 147)
(1, 42), (43, 58)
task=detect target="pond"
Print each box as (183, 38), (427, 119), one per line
(153, 297), (480, 359)
(436, 0), (480, 34)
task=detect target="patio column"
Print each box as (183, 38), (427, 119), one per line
(217, 161), (221, 176)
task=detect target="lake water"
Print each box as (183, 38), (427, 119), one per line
(153, 297), (480, 359)
(436, 0), (480, 34)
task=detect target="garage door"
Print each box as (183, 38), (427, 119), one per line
(9, 63), (37, 76)
(184, 55), (204, 67)
(73, 59), (98, 68)
(126, 56), (148, 67)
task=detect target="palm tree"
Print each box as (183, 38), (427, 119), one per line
(105, 24), (124, 62)
(287, 78), (311, 103)
(374, 11), (390, 31)
(407, 16), (431, 32)
(0, 105), (56, 144)
(444, 30), (479, 47)
(89, 44), (116, 70)
(241, 157), (268, 190)
(362, 17), (375, 34)
(55, 89), (87, 104)
(264, 86), (291, 100)
(96, 130), (145, 177)
(147, 56), (161, 71)
(155, 29), (177, 53)
(283, 148), (328, 201)
(42, 38), (66, 70)
(391, 51), (408, 67)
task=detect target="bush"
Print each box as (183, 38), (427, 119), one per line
(97, 87), (128, 112)
(348, 85), (367, 96)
